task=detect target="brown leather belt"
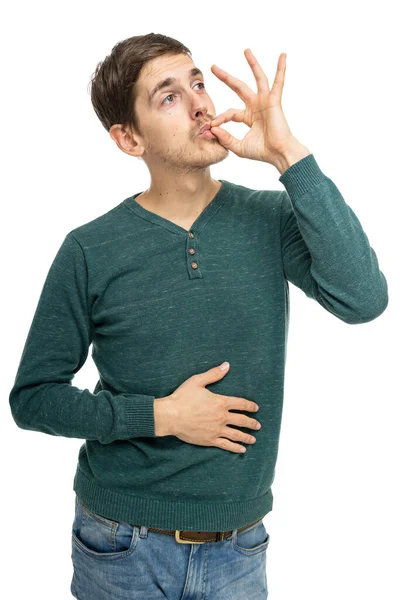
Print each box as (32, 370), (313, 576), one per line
(144, 517), (263, 544)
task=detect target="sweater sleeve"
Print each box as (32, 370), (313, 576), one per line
(9, 232), (157, 443)
(278, 153), (389, 324)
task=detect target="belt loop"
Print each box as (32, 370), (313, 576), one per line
(139, 525), (148, 538)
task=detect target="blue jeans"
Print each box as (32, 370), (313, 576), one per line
(71, 495), (269, 599)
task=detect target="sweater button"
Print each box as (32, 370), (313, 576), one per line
(191, 261), (198, 269)
(189, 231), (194, 238)
(188, 248), (195, 255)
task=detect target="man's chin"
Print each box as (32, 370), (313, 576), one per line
(205, 147), (230, 166)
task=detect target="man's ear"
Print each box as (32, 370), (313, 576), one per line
(109, 123), (144, 158)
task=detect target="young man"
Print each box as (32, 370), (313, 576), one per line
(9, 33), (388, 599)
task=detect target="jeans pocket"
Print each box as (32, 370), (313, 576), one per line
(72, 496), (138, 561)
(232, 519), (270, 556)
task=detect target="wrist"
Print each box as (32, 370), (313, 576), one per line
(273, 138), (311, 175)
(154, 396), (177, 437)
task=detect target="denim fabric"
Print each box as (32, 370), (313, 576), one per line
(71, 495), (269, 599)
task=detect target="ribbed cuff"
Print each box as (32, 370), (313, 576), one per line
(278, 153), (326, 200)
(124, 394), (156, 438)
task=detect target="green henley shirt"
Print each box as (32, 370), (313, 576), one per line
(9, 153), (389, 531)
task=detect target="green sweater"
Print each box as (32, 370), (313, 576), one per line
(9, 154), (388, 531)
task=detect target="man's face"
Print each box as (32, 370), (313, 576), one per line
(133, 53), (229, 170)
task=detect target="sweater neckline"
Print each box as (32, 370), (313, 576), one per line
(123, 179), (229, 235)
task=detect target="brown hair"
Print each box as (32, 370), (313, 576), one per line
(88, 33), (192, 136)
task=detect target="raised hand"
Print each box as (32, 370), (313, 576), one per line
(209, 50), (295, 164)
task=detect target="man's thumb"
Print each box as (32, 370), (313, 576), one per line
(219, 361), (230, 372)
(210, 127), (240, 156)
(207, 361), (230, 381)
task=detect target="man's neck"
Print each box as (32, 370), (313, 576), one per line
(135, 179), (222, 223)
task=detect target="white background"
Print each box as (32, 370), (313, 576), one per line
(2, 1), (399, 598)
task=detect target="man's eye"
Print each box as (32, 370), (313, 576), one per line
(162, 82), (205, 105)
(162, 94), (176, 105)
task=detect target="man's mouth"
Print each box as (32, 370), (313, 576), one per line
(198, 123), (212, 135)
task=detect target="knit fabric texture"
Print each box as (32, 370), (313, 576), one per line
(9, 154), (389, 530)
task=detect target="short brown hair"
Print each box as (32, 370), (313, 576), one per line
(88, 33), (192, 136)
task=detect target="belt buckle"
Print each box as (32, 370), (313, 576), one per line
(175, 530), (207, 544)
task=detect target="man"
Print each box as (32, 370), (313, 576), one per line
(9, 33), (388, 599)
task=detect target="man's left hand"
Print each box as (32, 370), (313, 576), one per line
(210, 50), (300, 165)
